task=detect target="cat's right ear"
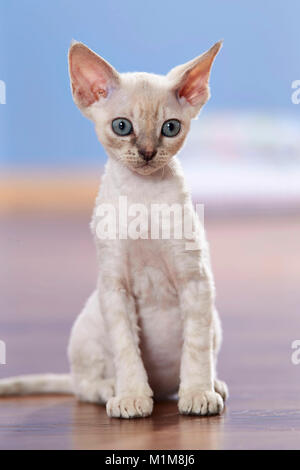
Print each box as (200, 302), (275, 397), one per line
(68, 41), (120, 110)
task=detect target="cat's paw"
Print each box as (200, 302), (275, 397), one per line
(106, 395), (153, 419)
(214, 379), (229, 401)
(74, 378), (115, 404)
(178, 390), (224, 416)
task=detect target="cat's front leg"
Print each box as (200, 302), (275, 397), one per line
(178, 277), (224, 416)
(99, 275), (153, 419)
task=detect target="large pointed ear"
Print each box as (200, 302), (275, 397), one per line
(68, 41), (120, 109)
(168, 41), (222, 113)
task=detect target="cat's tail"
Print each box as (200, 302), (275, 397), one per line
(0, 374), (73, 396)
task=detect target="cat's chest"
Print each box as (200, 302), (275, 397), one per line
(126, 238), (178, 310)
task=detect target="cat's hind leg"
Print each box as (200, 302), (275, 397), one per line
(68, 290), (115, 404)
(213, 308), (229, 401)
(214, 378), (228, 401)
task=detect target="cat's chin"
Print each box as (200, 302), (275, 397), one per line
(129, 164), (164, 176)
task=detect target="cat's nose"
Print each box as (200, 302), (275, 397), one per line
(138, 149), (157, 162)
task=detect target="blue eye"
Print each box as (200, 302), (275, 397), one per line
(161, 119), (181, 137)
(112, 118), (133, 136)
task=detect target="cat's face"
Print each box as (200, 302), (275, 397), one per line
(69, 41), (222, 175)
(89, 73), (194, 176)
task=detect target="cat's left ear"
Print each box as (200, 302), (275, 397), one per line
(168, 41), (222, 114)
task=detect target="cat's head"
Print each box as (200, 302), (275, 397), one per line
(69, 41), (222, 175)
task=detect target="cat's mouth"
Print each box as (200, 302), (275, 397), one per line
(133, 161), (160, 175)
(138, 162), (154, 169)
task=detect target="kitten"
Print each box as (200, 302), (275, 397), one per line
(0, 41), (228, 418)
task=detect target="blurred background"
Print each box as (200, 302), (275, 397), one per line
(0, 0), (299, 417)
(1, 0), (300, 212)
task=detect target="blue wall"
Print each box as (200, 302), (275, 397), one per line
(0, 0), (299, 167)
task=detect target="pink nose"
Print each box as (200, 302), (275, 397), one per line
(138, 149), (157, 161)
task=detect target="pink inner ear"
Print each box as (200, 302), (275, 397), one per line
(71, 63), (108, 107)
(177, 41), (222, 107)
(178, 64), (210, 106)
(69, 45), (118, 108)
(179, 76), (208, 106)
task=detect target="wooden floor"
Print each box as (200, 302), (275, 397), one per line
(1, 212), (300, 450)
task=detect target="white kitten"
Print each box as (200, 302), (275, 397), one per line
(0, 41), (228, 418)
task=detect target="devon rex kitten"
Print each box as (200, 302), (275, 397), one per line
(0, 40), (228, 418)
